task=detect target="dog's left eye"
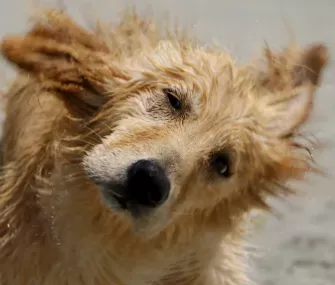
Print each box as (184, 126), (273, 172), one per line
(164, 88), (182, 110)
(211, 153), (231, 178)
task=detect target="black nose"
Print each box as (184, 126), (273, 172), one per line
(126, 159), (170, 207)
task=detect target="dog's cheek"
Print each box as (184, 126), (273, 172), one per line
(174, 170), (235, 212)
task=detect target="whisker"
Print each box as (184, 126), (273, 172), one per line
(80, 124), (110, 150)
(98, 121), (114, 133)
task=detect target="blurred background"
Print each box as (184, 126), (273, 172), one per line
(0, 1), (334, 284)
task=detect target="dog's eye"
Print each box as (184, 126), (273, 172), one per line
(164, 88), (182, 110)
(211, 153), (231, 178)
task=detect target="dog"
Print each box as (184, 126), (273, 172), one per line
(0, 7), (329, 285)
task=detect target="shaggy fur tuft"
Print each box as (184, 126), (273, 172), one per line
(0, 7), (329, 285)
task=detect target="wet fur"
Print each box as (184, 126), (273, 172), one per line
(0, 8), (329, 285)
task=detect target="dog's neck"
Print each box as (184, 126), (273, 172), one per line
(45, 180), (248, 285)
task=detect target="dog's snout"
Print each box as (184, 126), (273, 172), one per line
(126, 159), (170, 207)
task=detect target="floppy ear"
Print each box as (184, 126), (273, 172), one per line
(0, 9), (130, 117)
(259, 44), (329, 137)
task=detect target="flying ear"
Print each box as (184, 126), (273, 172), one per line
(0, 9), (130, 117)
(259, 43), (329, 137)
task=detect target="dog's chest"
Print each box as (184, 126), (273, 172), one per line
(95, 234), (220, 285)
(103, 250), (200, 285)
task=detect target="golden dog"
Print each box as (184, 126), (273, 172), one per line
(0, 8), (329, 285)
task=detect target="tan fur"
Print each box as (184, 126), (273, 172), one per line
(0, 7), (329, 285)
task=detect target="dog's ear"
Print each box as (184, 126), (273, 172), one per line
(0, 10), (130, 118)
(259, 44), (329, 137)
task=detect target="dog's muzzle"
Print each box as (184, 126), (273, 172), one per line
(93, 159), (171, 211)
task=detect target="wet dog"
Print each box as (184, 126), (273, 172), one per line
(0, 8), (328, 285)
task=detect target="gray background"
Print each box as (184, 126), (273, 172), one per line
(0, 1), (334, 284)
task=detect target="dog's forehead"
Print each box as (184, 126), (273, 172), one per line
(136, 40), (260, 126)
(141, 41), (241, 78)
(183, 60), (257, 122)
(182, 76), (258, 149)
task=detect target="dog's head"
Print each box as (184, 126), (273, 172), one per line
(1, 10), (328, 236)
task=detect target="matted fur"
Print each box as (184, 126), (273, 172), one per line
(0, 7), (329, 285)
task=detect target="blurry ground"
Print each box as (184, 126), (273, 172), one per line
(0, 1), (334, 284)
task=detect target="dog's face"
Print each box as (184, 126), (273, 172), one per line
(1, 12), (328, 236)
(81, 42), (327, 234)
(83, 45), (251, 232)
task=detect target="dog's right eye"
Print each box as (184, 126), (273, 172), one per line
(210, 153), (232, 178)
(163, 88), (182, 111)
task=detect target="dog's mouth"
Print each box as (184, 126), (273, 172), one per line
(100, 182), (167, 218)
(87, 159), (171, 214)
(86, 162), (172, 235)
(98, 181), (131, 210)
(93, 179), (166, 220)
(109, 192), (128, 210)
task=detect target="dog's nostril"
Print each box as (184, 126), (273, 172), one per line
(126, 159), (170, 207)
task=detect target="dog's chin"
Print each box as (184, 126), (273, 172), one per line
(102, 193), (171, 238)
(130, 210), (171, 238)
